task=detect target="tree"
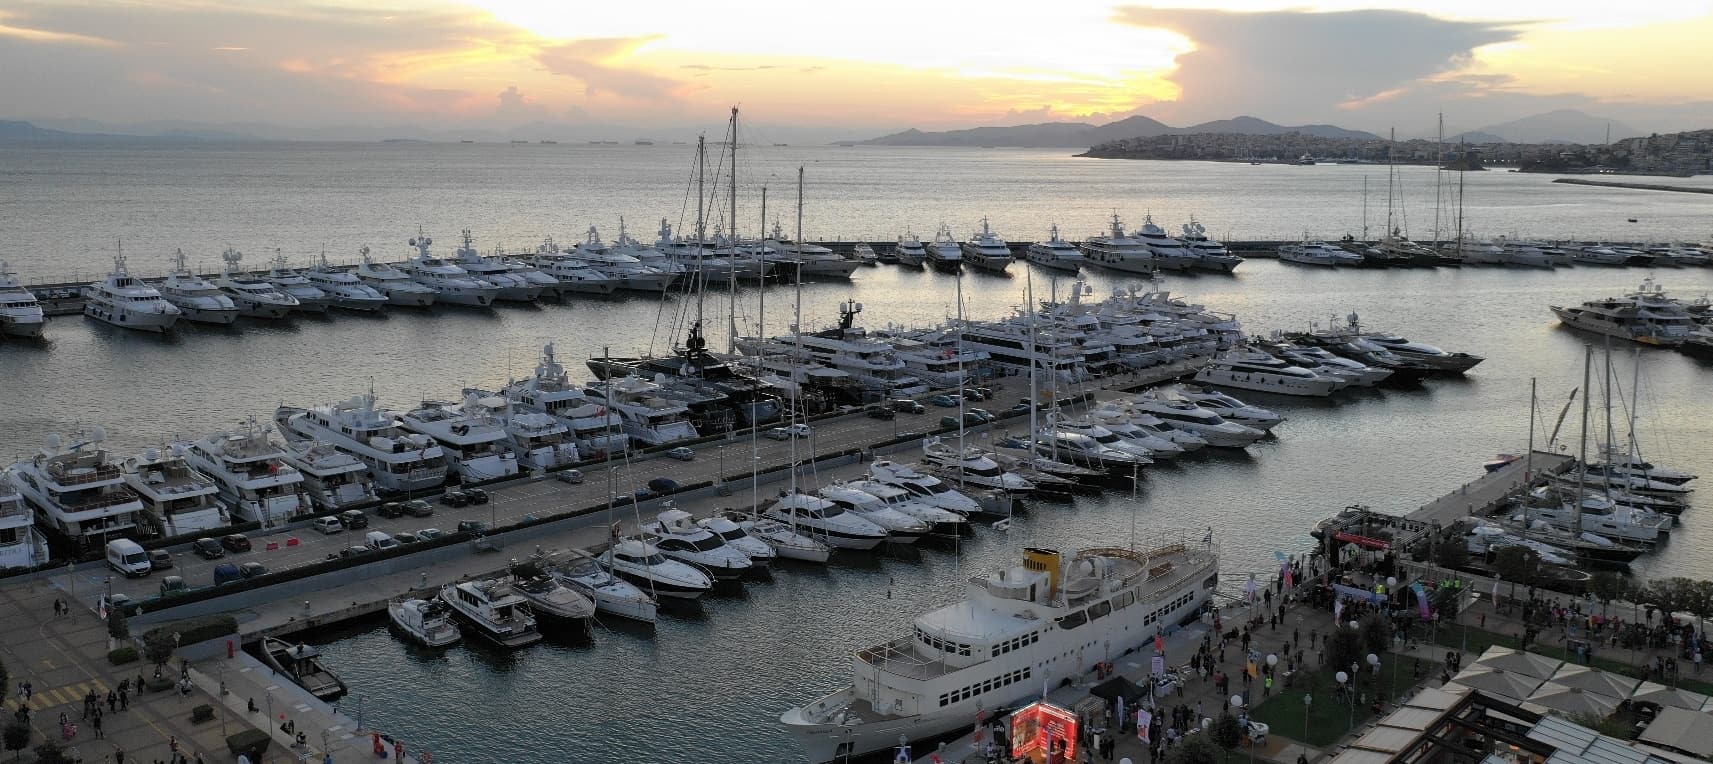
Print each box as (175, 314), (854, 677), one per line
(32, 740), (70, 764)
(142, 632), (175, 669)
(1491, 547), (1540, 586)
(1167, 733), (1224, 764)
(1643, 577), (1700, 621)
(1327, 628), (1364, 679)
(1360, 613), (1391, 656)
(107, 607), (129, 641)
(1210, 713), (1242, 750)
(1588, 572), (1625, 617)
(2, 722), (28, 762)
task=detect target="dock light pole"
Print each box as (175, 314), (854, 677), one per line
(1303, 692), (1312, 743)
(1335, 671), (1352, 731)
(718, 445), (725, 483)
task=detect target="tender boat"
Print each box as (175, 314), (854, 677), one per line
(388, 598), (461, 648)
(440, 579), (542, 647)
(261, 638), (347, 701)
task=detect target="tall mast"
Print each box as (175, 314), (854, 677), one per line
(789, 166), (805, 493)
(1385, 128), (1396, 241)
(1627, 347), (1642, 465)
(1361, 176), (1369, 241)
(695, 136), (707, 331)
(1432, 113), (1443, 245)
(1455, 139), (1466, 258)
(955, 263), (966, 487)
(727, 107), (740, 354)
(1574, 345), (1591, 537)
(1525, 377), (1536, 482)
(1026, 266), (1038, 455)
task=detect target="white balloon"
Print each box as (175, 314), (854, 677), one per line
(1122, 759), (1135, 764)
(1267, 654), (1279, 666)
(1335, 671), (1349, 684)
(1231, 694), (1244, 708)
(1349, 620), (1360, 630)
(1386, 577), (1398, 588)
(1367, 653), (1380, 665)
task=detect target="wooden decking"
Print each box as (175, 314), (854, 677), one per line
(1404, 450), (1576, 526)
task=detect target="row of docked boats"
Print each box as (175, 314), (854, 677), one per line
(1279, 234), (1713, 269)
(1187, 313), (1484, 397)
(890, 214), (1242, 276)
(1550, 277), (1713, 357)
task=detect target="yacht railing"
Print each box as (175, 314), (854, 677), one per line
(56, 490), (141, 511)
(45, 462), (123, 486)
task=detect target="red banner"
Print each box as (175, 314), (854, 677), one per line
(1010, 701), (1079, 762)
(1332, 532), (1390, 551)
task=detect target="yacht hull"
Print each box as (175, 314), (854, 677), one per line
(84, 305), (179, 333)
(176, 305), (240, 325)
(1550, 306), (1687, 347)
(610, 569), (708, 599)
(330, 295), (388, 312)
(430, 290), (496, 307)
(1024, 254), (1081, 272)
(232, 300), (294, 319)
(1193, 368), (1342, 397)
(377, 288), (436, 307)
(2, 318), (47, 337)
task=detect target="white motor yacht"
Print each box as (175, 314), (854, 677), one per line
(1570, 244), (1644, 267)
(642, 508), (755, 580)
(842, 479), (969, 535)
(865, 461), (983, 516)
(1595, 456), (1698, 486)
(157, 250), (238, 325)
(122, 444), (227, 536)
(530, 246), (624, 297)
(494, 344), (628, 458)
(1192, 350), (1346, 397)
(355, 247), (437, 307)
(179, 418), (309, 527)
(1173, 386), (1284, 430)
(759, 223), (862, 280)
(398, 234), (498, 306)
(609, 218), (690, 285)
(1278, 238), (1362, 266)
(894, 233), (928, 267)
(762, 491), (889, 550)
(582, 377), (700, 447)
(459, 394), (579, 472)
(852, 243), (879, 266)
(1078, 213), (1156, 275)
(959, 218), (1013, 273)
(739, 515), (833, 563)
(920, 437), (1036, 495)
(84, 255), (181, 332)
(275, 393), (449, 494)
(600, 536), (715, 599)
(388, 597), (461, 648)
(1179, 220), (1243, 273)
(1023, 225), (1083, 272)
(1550, 278), (1700, 347)
(304, 251), (388, 312)
(1055, 418), (1163, 461)
(0, 261), (46, 339)
(398, 399), (519, 482)
(277, 440), (378, 512)
(555, 550), (659, 623)
(1081, 410), (1185, 457)
(818, 485), (932, 544)
(1033, 429), (1151, 469)
(1500, 241), (1556, 268)
(1271, 344), (1391, 386)
(0, 470), (51, 570)
(572, 227), (679, 291)
(1136, 215), (1197, 271)
(925, 224), (963, 271)
(1524, 494), (1667, 545)
(781, 538), (1220, 763)
(451, 230), (543, 302)
(440, 579), (541, 648)
(1131, 397), (1266, 446)
(508, 562), (596, 635)
(214, 249), (298, 318)
(1353, 322), (1484, 372)
(263, 254), (332, 313)
(9, 428), (145, 551)
(696, 514), (779, 565)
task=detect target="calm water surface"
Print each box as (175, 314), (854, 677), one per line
(2, 143), (1710, 763)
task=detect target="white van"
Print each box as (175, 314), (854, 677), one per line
(364, 531), (400, 552)
(105, 539), (152, 577)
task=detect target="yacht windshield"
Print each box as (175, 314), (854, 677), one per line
(685, 534), (725, 551)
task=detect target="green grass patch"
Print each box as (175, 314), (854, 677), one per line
(106, 646), (138, 665)
(1249, 654), (1438, 748)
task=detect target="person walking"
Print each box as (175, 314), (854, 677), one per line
(107, 690), (117, 714)
(91, 708), (104, 739)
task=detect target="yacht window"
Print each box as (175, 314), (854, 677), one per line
(1088, 600), (1112, 621)
(685, 534), (725, 552)
(1057, 610), (1088, 630)
(717, 529), (746, 541)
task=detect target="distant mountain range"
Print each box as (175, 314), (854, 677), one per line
(1474, 110), (1640, 145)
(857, 115), (1379, 147)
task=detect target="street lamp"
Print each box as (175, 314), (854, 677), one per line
(1303, 693), (1312, 743)
(1335, 671), (1353, 731)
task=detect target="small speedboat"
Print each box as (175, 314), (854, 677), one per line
(642, 508), (755, 580)
(509, 560), (596, 636)
(600, 536), (714, 599)
(737, 515), (831, 563)
(261, 637), (347, 701)
(388, 598), (461, 648)
(555, 551), (659, 624)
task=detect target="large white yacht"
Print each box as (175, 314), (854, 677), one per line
(782, 537), (1220, 762)
(0, 261), (46, 339)
(817, 485), (932, 544)
(451, 230), (543, 302)
(920, 437), (1036, 495)
(879, 329), (990, 389)
(840, 478), (968, 535)
(458, 393), (580, 472)
(0, 470), (50, 570)
(924, 224), (963, 271)
(582, 377), (699, 446)
(84, 255), (181, 332)
(554, 549), (659, 623)
(1023, 225), (1083, 272)
(10, 428), (146, 550)
(215, 249), (299, 318)
(399, 400), (519, 482)
(742, 301), (928, 398)
(762, 492), (889, 550)
(277, 440), (378, 512)
(263, 254), (332, 313)
(275, 393), (449, 494)
(958, 218), (1013, 273)
(180, 418), (308, 527)
(1136, 215), (1197, 271)
(1193, 350), (1347, 397)
(1078, 214), (1156, 275)
(157, 250), (238, 325)
(303, 251), (388, 312)
(122, 444), (227, 536)
(600, 536), (715, 599)
(571, 227), (680, 291)
(440, 579), (541, 648)
(1550, 278), (1700, 347)
(865, 461), (983, 517)
(958, 320), (1092, 385)
(490, 344), (627, 457)
(642, 508), (756, 580)
(1278, 238), (1362, 266)
(1179, 220), (1243, 273)
(529, 243), (624, 297)
(1131, 397), (1266, 446)
(754, 222), (861, 281)
(1173, 386), (1284, 430)
(398, 234), (498, 306)
(894, 233), (928, 267)
(355, 247), (437, 307)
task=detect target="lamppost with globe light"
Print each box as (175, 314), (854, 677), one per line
(1303, 692), (1312, 743)
(1231, 694), (1254, 764)
(1335, 671), (1353, 731)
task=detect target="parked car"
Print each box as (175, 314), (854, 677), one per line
(440, 490), (469, 508)
(312, 517), (344, 535)
(147, 549), (174, 570)
(191, 537), (226, 560)
(647, 478), (680, 494)
(364, 531), (400, 552)
(220, 534), (252, 553)
(238, 562), (268, 579)
(764, 427), (793, 441)
(456, 520), (487, 535)
(783, 423), (813, 438)
(376, 502), (405, 519)
(335, 546), (371, 560)
(416, 528), (445, 541)
(392, 532), (419, 545)
(337, 509), (369, 529)
(1009, 402), (1032, 415)
(556, 469), (585, 484)
(962, 388), (988, 402)
(940, 416), (961, 429)
(889, 399), (926, 414)
(970, 386), (995, 399)
(967, 408), (994, 423)
(666, 446), (695, 461)
(464, 488), (490, 505)
(212, 563), (242, 585)
(928, 394), (959, 408)
(402, 499), (434, 518)
(864, 406), (896, 420)
(158, 575), (187, 598)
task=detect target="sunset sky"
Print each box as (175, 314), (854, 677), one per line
(2, 1), (1711, 137)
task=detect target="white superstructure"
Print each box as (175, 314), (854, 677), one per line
(494, 344), (627, 457)
(123, 445), (227, 536)
(1136, 215), (1197, 271)
(1179, 220), (1243, 273)
(215, 249), (299, 318)
(398, 233), (498, 307)
(581, 377), (699, 446)
(925, 224), (963, 270)
(303, 251), (388, 312)
(1193, 350), (1347, 397)
(180, 418), (308, 527)
(263, 254), (332, 313)
(782, 538), (1219, 762)
(399, 400), (519, 482)
(894, 233), (928, 267)
(0, 469), (51, 569)
(355, 247), (437, 307)
(0, 260), (46, 338)
(84, 255), (181, 332)
(157, 249), (238, 325)
(10, 428), (146, 550)
(959, 218), (1012, 273)
(1078, 214), (1156, 274)
(1023, 225), (1083, 272)
(451, 229), (544, 302)
(275, 393), (449, 493)
(278, 440), (378, 512)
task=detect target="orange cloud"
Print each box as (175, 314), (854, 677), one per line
(0, 9), (117, 46)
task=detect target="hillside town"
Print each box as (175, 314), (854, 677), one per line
(1080, 128), (1713, 176)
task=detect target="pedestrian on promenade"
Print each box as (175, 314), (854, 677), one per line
(52, 598), (63, 618)
(92, 708), (104, 738)
(107, 690), (117, 713)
